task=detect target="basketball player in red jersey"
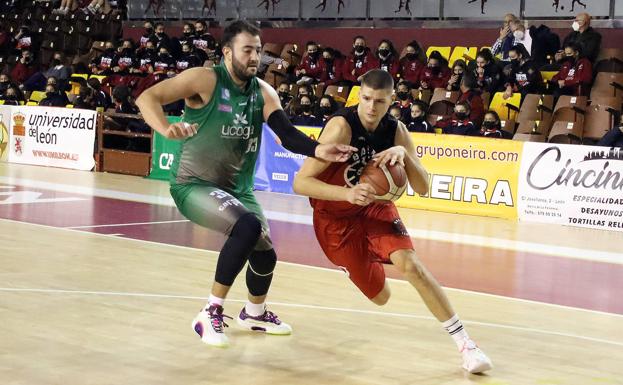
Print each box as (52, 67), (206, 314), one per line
(293, 69), (492, 374)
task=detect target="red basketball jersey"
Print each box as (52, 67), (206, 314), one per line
(311, 106), (398, 215)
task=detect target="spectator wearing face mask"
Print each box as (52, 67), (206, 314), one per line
(91, 42), (117, 75)
(153, 45), (176, 74)
(193, 20), (220, 64)
(480, 111), (511, 139)
(291, 95), (323, 126)
(317, 94), (338, 124)
(0, 73), (11, 96)
(44, 52), (71, 83)
(457, 73), (485, 128)
(285, 84), (312, 117)
(509, 20), (532, 57)
(558, 13), (601, 63)
(318, 47), (345, 87)
(417, 50), (450, 91)
(491, 13), (519, 61)
(2, 85), (24, 105)
(447, 59), (466, 92)
(296, 41), (324, 85)
(11, 50), (36, 85)
(139, 21), (155, 49)
(112, 40), (139, 75)
(176, 43), (202, 73)
(503, 44), (542, 101)
(435, 101), (479, 136)
(153, 23), (172, 51)
(407, 100), (432, 133)
(137, 39), (158, 74)
(551, 42), (592, 97)
(178, 23), (196, 48)
(343, 36), (375, 84)
(39, 84), (69, 107)
(472, 49), (501, 94)
(372, 39), (400, 82)
(22, 52), (71, 93)
(276, 81), (293, 109)
(399, 40), (425, 87)
(392, 81), (413, 122)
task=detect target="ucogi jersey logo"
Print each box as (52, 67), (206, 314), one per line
(221, 112), (253, 140)
(527, 146), (623, 191)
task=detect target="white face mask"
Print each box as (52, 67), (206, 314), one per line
(514, 31), (525, 40)
(572, 21), (581, 31)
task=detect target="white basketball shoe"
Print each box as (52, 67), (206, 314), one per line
(237, 306), (292, 335)
(460, 339), (493, 374)
(192, 304), (232, 348)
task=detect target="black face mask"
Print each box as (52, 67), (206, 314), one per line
(159, 53), (170, 58)
(397, 91), (409, 101)
(354, 45), (365, 54)
(156, 32), (165, 38)
(196, 29), (204, 34)
(300, 104), (312, 113)
(430, 66), (441, 75)
(46, 91), (54, 98)
(122, 48), (133, 55)
(411, 115), (424, 123)
(323, 57), (333, 65)
(183, 31), (192, 37)
(319, 106), (331, 116)
(308, 51), (319, 60)
(24, 57), (33, 65)
(565, 56), (576, 65)
(455, 112), (468, 120)
(105, 48), (115, 55)
(6, 95), (16, 100)
(146, 47), (155, 52)
(50, 59), (61, 67)
(0, 80), (8, 85)
(278, 91), (290, 99)
(378, 48), (390, 58)
(510, 59), (520, 67)
(482, 121), (499, 130)
(406, 53), (417, 61)
(145, 28), (154, 35)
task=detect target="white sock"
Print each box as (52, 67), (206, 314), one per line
(207, 294), (224, 308)
(442, 314), (470, 350)
(245, 301), (266, 317)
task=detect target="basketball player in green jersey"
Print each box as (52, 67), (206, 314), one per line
(136, 20), (356, 348)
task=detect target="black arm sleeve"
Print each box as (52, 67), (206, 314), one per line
(267, 109), (319, 157)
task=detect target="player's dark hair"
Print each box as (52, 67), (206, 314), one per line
(222, 20), (260, 48)
(361, 69), (394, 91)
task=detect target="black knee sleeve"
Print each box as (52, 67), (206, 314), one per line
(246, 249), (277, 296)
(214, 213), (263, 286)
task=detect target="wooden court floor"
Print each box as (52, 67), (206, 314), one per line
(0, 164), (622, 385)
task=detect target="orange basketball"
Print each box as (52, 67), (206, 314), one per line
(360, 162), (408, 201)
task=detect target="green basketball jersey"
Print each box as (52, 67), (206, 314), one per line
(171, 65), (265, 196)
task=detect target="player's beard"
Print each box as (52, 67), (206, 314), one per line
(231, 52), (257, 82)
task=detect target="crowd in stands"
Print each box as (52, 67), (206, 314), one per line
(271, 12), (622, 146)
(0, 2), (621, 147)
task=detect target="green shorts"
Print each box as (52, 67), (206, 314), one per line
(170, 183), (272, 251)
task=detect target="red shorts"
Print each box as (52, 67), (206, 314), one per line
(313, 202), (413, 299)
